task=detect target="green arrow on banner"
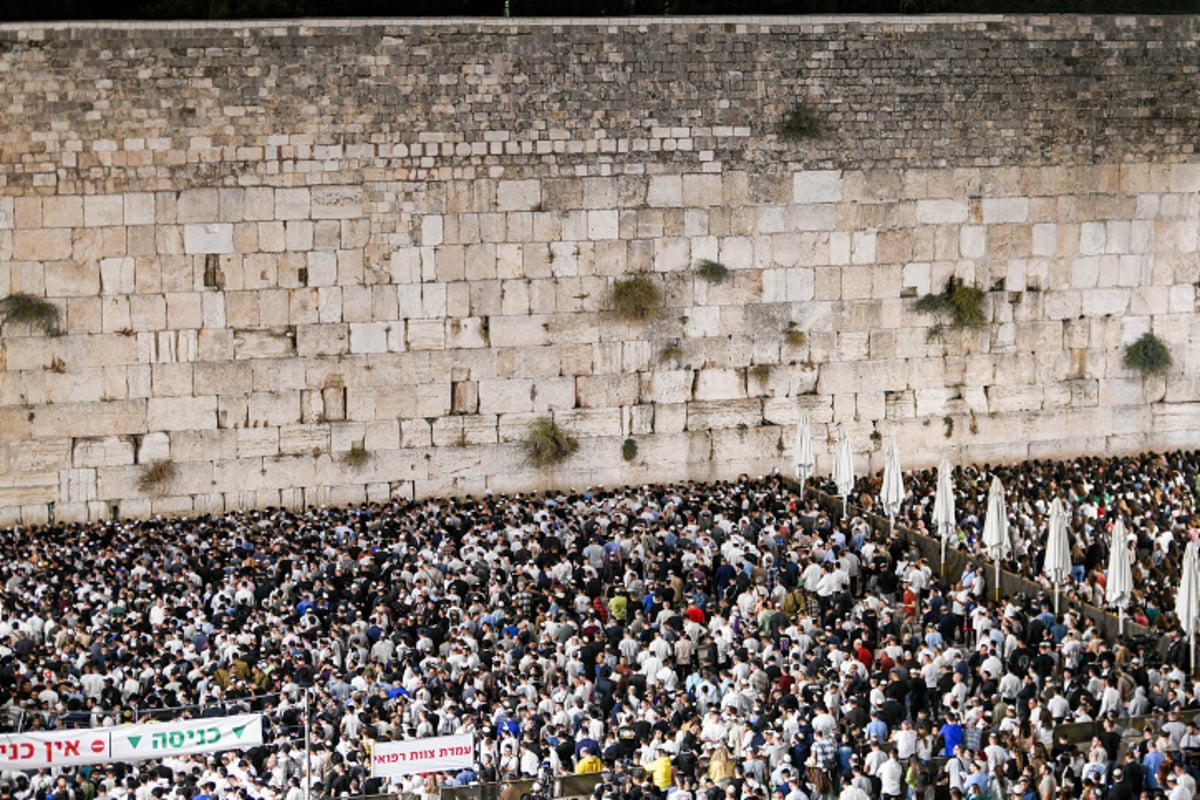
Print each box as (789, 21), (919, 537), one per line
(128, 736), (143, 749)
(232, 725), (247, 739)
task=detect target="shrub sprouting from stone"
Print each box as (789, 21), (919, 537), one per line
(1123, 332), (1173, 376)
(525, 417), (578, 469)
(610, 275), (663, 322)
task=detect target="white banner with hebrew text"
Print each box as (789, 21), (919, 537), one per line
(372, 734), (475, 778)
(0, 714), (263, 769)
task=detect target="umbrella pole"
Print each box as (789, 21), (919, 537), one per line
(994, 557), (1001, 603)
(1053, 582), (1060, 617)
(940, 531), (947, 578)
(1118, 606), (1124, 637)
(1191, 634), (1195, 677)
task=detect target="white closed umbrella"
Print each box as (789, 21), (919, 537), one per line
(932, 458), (956, 575)
(879, 442), (905, 534)
(981, 476), (1010, 602)
(793, 413), (815, 490)
(1176, 539), (1200, 675)
(1105, 517), (1134, 636)
(832, 424), (855, 518)
(1042, 497), (1072, 616)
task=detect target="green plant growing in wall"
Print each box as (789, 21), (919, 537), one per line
(784, 322), (806, 348)
(0, 294), (60, 336)
(695, 259), (730, 285)
(943, 415), (954, 439)
(525, 416), (578, 469)
(1123, 332), (1173, 377)
(779, 101), (822, 141)
(138, 461), (176, 495)
(610, 275), (663, 322)
(621, 438), (638, 462)
(915, 277), (987, 341)
(749, 364), (772, 384)
(659, 341), (683, 364)
(341, 443), (370, 469)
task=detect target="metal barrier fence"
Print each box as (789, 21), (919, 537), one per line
(439, 774), (603, 800)
(794, 480), (1160, 647)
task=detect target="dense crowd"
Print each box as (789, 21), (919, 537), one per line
(0, 449), (1197, 800)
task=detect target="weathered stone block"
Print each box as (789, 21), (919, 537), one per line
(84, 195), (123, 227)
(982, 197), (1028, 223)
(793, 170), (842, 204)
(311, 185), (363, 219)
(496, 180), (541, 211)
(43, 197), (83, 228)
(916, 199), (967, 224)
(177, 189), (218, 223)
(72, 436), (134, 468)
(478, 379), (534, 414)
(13, 229), (71, 260)
(183, 224), (234, 255)
(148, 396), (216, 431)
(45, 261), (99, 296)
(693, 368), (747, 401)
(275, 188), (310, 220)
(685, 399), (762, 431)
(574, 373), (638, 408)
(587, 210), (619, 240)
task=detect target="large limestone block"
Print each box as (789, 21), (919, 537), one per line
(168, 429), (235, 462)
(576, 373), (639, 408)
(275, 188), (311, 220)
(177, 189), (218, 223)
(148, 396), (216, 431)
(234, 328), (296, 360)
(587, 210), (619, 240)
(84, 195), (123, 228)
(982, 197), (1029, 224)
(407, 319), (445, 351)
(151, 363), (194, 397)
(685, 399), (762, 431)
(279, 425), (330, 456)
(311, 185), (363, 219)
(43, 197), (83, 228)
(642, 370), (693, 405)
(1081, 288), (1129, 317)
(682, 174), (722, 207)
(984, 384), (1044, 413)
(33, 400), (146, 438)
(916, 199), (967, 224)
(532, 376), (576, 411)
(183, 224), (234, 255)
(296, 324), (349, 357)
(349, 322), (389, 354)
(496, 180), (541, 211)
(652, 403), (688, 434)
(138, 432), (171, 463)
(693, 368), (745, 401)
(247, 391), (300, 427)
(489, 315), (550, 348)
(0, 481), (57, 508)
(793, 170), (842, 204)
(553, 408), (623, 438)
(59, 465), (97, 503)
(478, 379), (534, 414)
(647, 175), (682, 208)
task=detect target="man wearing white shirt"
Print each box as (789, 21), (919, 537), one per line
(875, 750), (903, 800)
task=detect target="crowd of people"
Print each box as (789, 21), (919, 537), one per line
(0, 449), (1197, 800)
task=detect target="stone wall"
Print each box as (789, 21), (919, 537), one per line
(0, 16), (1197, 524)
